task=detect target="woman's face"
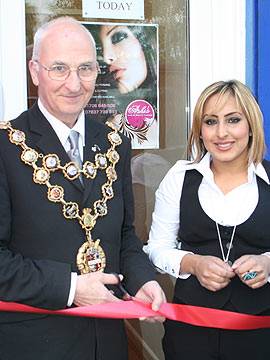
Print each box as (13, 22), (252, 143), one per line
(201, 93), (250, 168)
(99, 25), (147, 94)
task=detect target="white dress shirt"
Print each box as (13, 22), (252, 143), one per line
(38, 99), (85, 306)
(144, 153), (270, 279)
(38, 99), (85, 159)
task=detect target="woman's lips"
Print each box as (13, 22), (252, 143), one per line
(214, 141), (235, 150)
(109, 65), (126, 80)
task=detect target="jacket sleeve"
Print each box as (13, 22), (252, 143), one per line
(119, 139), (156, 295)
(0, 151), (71, 310)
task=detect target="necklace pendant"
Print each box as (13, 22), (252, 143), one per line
(76, 239), (106, 274)
(83, 161), (97, 179)
(33, 167), (50, 184)
(80, 208), (96, 229)
(63, 162), (81, 180)
(9, 129), (25, 144)
(21, 148), (39, 164)
(95, 154), (107, 169)
(43, 154), (60, 170)
(108, 131), (122, 146)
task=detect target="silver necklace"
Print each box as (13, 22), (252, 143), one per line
(215, 222), (236, 264)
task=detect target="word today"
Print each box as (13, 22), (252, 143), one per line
(96, 1), (133, 11)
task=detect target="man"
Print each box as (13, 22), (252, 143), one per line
(0, 17), (165, 360)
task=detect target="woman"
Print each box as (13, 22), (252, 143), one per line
(99, 24), (150, 94)
(144, 80), (270, 359)
(88, 24), (158, 147)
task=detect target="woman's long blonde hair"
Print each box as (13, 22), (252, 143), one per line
(187, 80), (265, 165)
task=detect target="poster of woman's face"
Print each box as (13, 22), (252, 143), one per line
(83, 22), (159, 149)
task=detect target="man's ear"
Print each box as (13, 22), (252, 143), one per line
(28, 60), (39, 86)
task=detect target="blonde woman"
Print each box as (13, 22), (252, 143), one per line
(145, 80), (270, 359)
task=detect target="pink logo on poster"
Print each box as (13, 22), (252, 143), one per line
(125, 100), (155, 129)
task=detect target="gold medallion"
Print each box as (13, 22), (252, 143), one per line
(63, 162), (80, 180)
(33, 167), (50, 184)
(76, 239), (106, 274)
(95, 154), (107, 169)
(9, 129), (25, 144)
(80, 208), (96, 229)
(83, 161), (97, 179)
(47, 185), (64, 202)
(21, 149), (39, 164)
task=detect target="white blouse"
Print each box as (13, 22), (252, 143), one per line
(144, 153), (270, 278)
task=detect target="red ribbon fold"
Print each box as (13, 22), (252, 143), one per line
(1, 300), (270, 330)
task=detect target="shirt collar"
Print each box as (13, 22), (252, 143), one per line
(185, 152), (270, 185)
(250, 162), (270, 185)
(38, 99), (85, 147)
(186, 153), (214, 183)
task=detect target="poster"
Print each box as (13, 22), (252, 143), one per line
(83, 22), (159, 149)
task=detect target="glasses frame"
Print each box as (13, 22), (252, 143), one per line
(34, 60), (100, 82)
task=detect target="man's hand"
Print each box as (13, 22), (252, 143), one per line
(134, 280), (166, 322)
(73, 272), (121, 306)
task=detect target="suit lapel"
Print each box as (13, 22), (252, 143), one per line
(27, 104), (83, 193)
(82, 117), (106, 205)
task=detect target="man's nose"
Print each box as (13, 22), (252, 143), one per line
(64, 70), (81, 91)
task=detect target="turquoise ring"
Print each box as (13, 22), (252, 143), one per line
(242, 271), (257, 281)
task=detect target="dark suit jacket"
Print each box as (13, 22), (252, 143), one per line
(0, 104), (156, 360)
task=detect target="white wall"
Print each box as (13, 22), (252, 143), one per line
(0, 81), (4, 119)
(189, 0), (246, 119)
(0, 0), (27, 120)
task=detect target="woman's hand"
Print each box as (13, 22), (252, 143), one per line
(232, 254), (270, 289)
(181, 254), (235, 292)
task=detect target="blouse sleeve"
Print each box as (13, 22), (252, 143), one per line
(144, 161), (193, 279)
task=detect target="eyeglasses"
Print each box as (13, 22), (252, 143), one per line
(34, 61), (100, 81)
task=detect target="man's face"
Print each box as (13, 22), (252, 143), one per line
(29, 23), (97, 127)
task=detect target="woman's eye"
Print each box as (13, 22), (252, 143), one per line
(111, 31), (128, 45)
(227, 117), (241, 123)
(203, 118), (217, 125)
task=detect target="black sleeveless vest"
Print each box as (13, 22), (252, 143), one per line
(175, 160), (270, 314)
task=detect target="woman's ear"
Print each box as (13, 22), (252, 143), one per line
(28, 60), (39, 86)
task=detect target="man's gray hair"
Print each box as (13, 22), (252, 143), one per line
(32, 16), (96, 60)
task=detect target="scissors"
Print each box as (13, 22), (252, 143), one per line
(111, 272), (133, 301)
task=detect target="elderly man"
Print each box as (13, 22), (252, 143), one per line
(0, 16), (165, 360)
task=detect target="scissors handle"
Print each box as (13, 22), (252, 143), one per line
(111, 272), (133, 301)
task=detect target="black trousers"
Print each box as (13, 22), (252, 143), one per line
(0, 315), (128, 360)
(163, 318), (270, 360)
(163, 298), (270, 360)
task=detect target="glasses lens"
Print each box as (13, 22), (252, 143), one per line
(49, 64), (70, 80)
(78, 64), (98, 81)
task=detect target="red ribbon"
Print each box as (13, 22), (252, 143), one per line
(1, 300), (270, 330)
